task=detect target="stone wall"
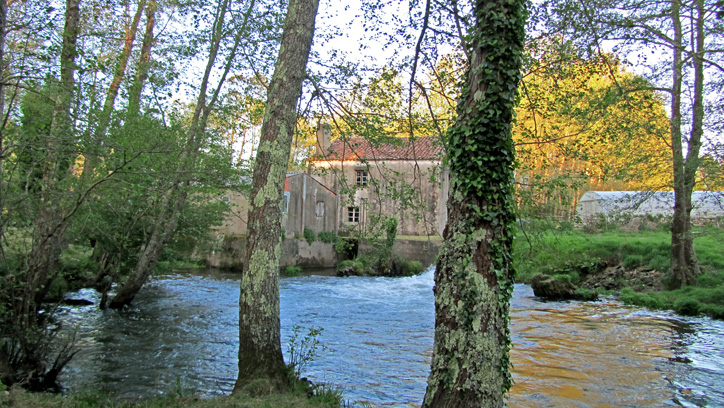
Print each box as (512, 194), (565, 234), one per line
(358, 238), (442, 268)
(203, 235), (339, 270)
(279, 239), (339, 268)
(204, 236), (441, 271)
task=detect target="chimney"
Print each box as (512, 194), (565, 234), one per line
(315, 123), (331, 156)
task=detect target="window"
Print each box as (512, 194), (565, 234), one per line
(347, 206), (360, 223)
(315, 201), (325, 217)
(282, 192), (290, 213)
(355, 169), (368, 186)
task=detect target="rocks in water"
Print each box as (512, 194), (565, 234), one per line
(531, 274), (577, 300)
(531, 274), (598, 301)
(61, 298), (94, 306)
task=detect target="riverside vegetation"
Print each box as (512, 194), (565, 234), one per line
(515, 219), (724, 319)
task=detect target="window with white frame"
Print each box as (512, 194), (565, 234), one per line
(355, 169), (368, 186)
(347, 206), (360, 223)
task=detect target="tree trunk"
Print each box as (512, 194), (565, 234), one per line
(422, 0), (525, 406)
(109, 0), (249, 308)
(27, 0), (81, 306)
(127, 0), (156, 117)
(5, 0), (81, 388)
(108, 188), (187, 308)
(0, 0), (6, 242)
(669, 0), (702, 289)
(82, 0), (146, 177)
(234, 0), (319, 393)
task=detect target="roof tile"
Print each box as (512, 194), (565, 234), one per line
(312, 136), (443, 162)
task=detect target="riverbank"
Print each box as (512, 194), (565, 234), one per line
(0, 387), (343, 408)
(514, 227), (724, 319)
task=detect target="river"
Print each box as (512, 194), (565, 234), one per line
(57, 268), (724, 407)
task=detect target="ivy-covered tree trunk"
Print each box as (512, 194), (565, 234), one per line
(422, 0), (525, 406)
(233, 0), (319, 392)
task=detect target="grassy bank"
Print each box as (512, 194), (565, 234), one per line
(514, 227), (724, 319)
(0, 387), (345, 408)
(0, 371), (347, 408)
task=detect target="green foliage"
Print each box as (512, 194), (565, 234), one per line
(673, 298), (702, 316)
(303, 228), (317, 245)
(333, 238), (356, 256)
(401, 260), (424, 276)
(286, 326), (326, 379)
(519, 228), (724, 319)
(573, 287), (598, 301)
(622, 254), (645, 269)
(336, 259), (365, 276)
(317, 231), (337, 244)
(283, 266), (302, 277)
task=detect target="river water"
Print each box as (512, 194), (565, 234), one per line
(57, 268), (724, 407)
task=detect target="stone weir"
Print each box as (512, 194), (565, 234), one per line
(203, 235), (442, 272)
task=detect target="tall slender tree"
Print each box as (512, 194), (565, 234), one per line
(234, 0), (320, 392)
(543, 0), (723, 288)
(423, 0), (526, 406)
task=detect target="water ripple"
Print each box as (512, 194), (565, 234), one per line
(58, 269), (723, 407)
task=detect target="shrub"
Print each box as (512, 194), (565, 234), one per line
(317, 231), (337, 244)
(398, 259), (424, 276)
(283, 266), (302, 277)
(333, 238), (357, 256)
(673, 298), (701, 316)
(701, 304), (724, 320)
(46, 277), (69, 301)
(574, 287), (598, 301)
(303, 228), (316, 245)
(336, 259), (364, 276)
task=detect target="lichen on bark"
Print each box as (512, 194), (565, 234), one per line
(234, 0), (320, 393)
(422, 0), (526, 406)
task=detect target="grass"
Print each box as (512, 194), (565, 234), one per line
(515, 226), (724, 319)
(0, 387), (346, 408)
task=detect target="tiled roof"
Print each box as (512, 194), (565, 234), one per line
(311, 136), (443, 162)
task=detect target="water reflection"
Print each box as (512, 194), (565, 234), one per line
(57, 269), (724, 407)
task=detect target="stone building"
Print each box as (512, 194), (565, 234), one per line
(307, 126), (448, 237)
(215, 172), (337, 239)
(282, 171), (338, 237)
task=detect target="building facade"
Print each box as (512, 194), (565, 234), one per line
(308, 126), (448, 237)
